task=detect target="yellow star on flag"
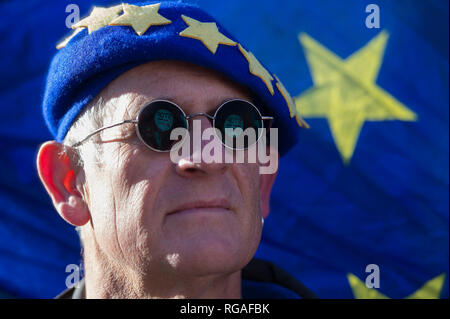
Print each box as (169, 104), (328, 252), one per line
(347, 273), (446, 299)
(72, 5), (123, 34)
(109, 3), (171, 36)
(238, 44), (274, 95)
(179, 15), (237, 54)
(295, 31), (417, 164)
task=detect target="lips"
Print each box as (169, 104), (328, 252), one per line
(168, 198), (231, 216)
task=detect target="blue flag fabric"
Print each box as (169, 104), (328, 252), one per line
(0, 0), (448, 298)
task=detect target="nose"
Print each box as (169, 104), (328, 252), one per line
(175, 116), (228, 177)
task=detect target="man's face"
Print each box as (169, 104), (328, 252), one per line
(80, 61), (273, 279)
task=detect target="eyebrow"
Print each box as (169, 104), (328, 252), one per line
(136, 96), (253, 116)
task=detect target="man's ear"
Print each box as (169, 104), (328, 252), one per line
(259, 146), (279, 219)
(37, 141), (90, 226)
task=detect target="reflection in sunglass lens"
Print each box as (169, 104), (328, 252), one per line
(137, 101), (187, 151)
(215, 100), (263, 149)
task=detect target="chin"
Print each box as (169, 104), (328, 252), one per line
(169, 232), (251, 276)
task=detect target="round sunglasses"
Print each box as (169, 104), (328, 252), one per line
(71, 99), (274, 152)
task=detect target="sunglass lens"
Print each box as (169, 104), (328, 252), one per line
(215, 100), (263, 149)
(137, 101), (187, 151)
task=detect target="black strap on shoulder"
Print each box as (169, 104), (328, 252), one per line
(55, 280), (84, 299)
(242, 258), (318, 299)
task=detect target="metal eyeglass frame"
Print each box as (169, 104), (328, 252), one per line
(71, 99), (274, 152)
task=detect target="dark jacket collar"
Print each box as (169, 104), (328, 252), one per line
(56, 258), (317, 299)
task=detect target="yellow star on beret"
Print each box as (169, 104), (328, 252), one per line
(109, 3), (171, 36)
(274, 75), (309, 128)
(72, 5), (123, 34)
(179, 15), (237, 54)
(238, 44), (274, 95)
(56, 28), (84, 50)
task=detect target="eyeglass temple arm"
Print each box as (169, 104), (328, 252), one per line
(71, 119), (138, 147)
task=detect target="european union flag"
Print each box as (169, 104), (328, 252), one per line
(0, 0), (448, 298)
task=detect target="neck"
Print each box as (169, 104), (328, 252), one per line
(82, 245), (242, 299)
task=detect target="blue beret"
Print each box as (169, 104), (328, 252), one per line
(43, 1), (308, 155)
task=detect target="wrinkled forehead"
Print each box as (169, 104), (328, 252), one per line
(98, 60), (254, 121)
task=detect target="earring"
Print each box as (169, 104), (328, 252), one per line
(261, 217), (264, 227)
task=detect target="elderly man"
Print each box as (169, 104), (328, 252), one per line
(37, 1), (314, 299)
